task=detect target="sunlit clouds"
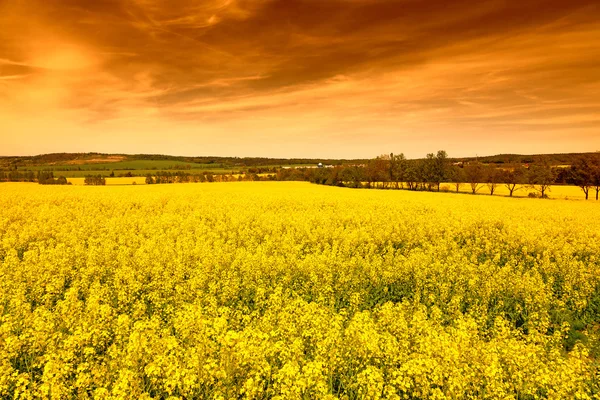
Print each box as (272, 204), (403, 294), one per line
(1, 0), (599, 157)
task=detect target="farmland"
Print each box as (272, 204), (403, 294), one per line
(13, 164), (305, 179)
(0, 153), (347, 178)
(1, 182), (599, 399)
(17, 160), (225, 172)
(62, 177), (592, 200)
(67, 177), (148, 186)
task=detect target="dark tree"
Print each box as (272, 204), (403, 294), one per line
(503, 165), (527, 197)
(528, 158), (556, 198)
(390, 153), (407, 189)
(84, 175), (106, 186)
(325, 167), (343, 186)
(405, 162), (419, 190)
(464, 162), (485, 194)
(37, 170), (69, 185)
(422, 153), (436, 191)
(485, 165), (501, 195)
(365, 157), (388, 189)
(340, 166), (364, 188)
(569, 157), (594, 200)
(433, 150), (449, 191)
(37, 170), (54, 184)
(449, 165), (465, 193)
(592, 158), (600, 200)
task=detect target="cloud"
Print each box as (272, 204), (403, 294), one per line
(0, 0), (599, 157)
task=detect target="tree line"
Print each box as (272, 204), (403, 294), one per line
(0, 170), (71, 185)
(278, 151), (600, 200)
(3, 152), (600, 199)
(0, 170), (36, 182)
(144, 171), (277, 184)
(84, 175), (106, 186)
(146, 171), (217, 184)
(38, 171), (70, 185)
(142, 152), (600, 199)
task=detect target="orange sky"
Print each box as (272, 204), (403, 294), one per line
(1, 0), (599, 158)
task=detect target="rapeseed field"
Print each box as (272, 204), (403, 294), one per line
(65, 177), (591, 201)
(1, 182), (599, 399)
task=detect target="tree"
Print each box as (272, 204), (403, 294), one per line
(325, 167), (343, 186)
(390, 153), (407, 189)
(340, 166), (364, 188)
(366, 157), (388, 189)
(387, 153), (396, 187)
(420, 153), (437, 191)
(37, 171), (69, 185)
(84, 175), (106, 186)
(432, 150), (449, 191)
(569, 157), (593, 200)
(485, 165), (501, 195)
(592, 157), (600, 200)
(464, 162), (485, 194)
(528, 158), (555, 198)
(37, 170), (54, 184)
(503, 165), (527, 197)
(405, 162), (419, 190)
(145, 174), (155, 185)
(449, 165), (465, 193)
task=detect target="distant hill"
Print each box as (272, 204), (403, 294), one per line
(0, 152), (368, 173)
(1, 151), (598, 172)
(452, 152), (600, 166)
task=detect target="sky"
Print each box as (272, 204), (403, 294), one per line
(1, 0), (599, 159)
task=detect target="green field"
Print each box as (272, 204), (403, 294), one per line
(34, 168), (240, 178)
(18, 160), (226, 172)
(15, 161), (315, 177)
